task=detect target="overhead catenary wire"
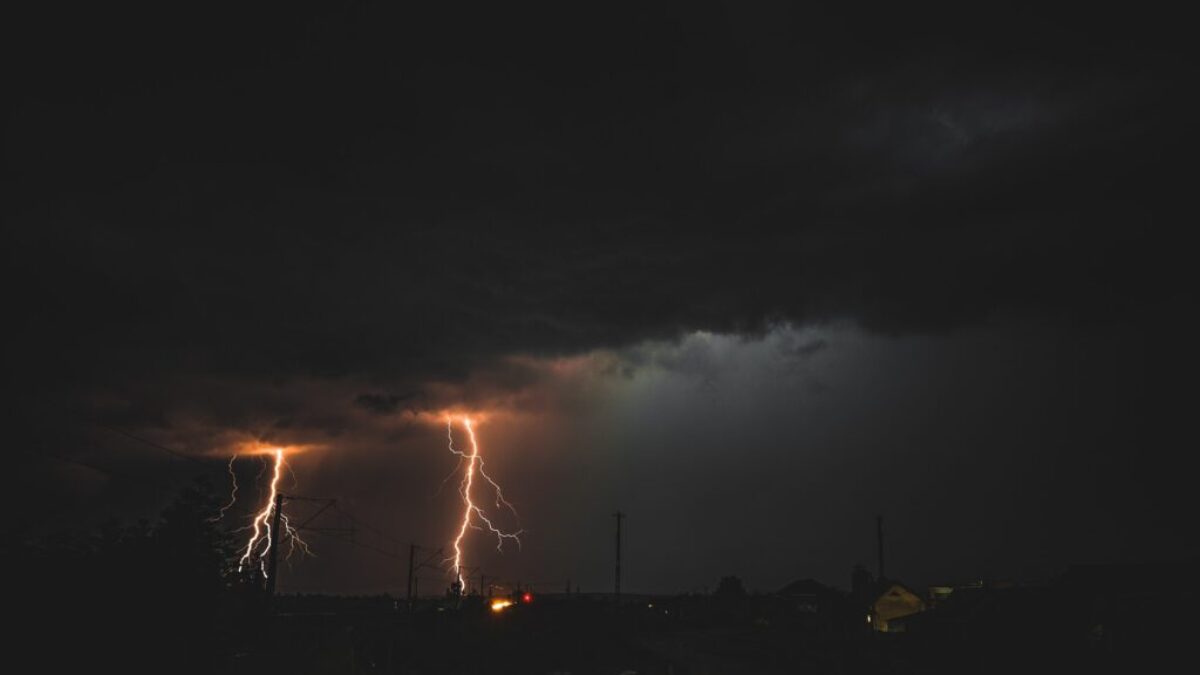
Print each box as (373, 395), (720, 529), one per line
(331, 504), (412, 548)
(97, 424), (211, 466)
(303, 528), (407, 561)
(21, 447), (113, 476)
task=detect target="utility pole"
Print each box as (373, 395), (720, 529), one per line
(403, 545), (443, 609)
(876, 515), (885, 581)
(407, 543), (417, 608)
(613, 511), (625, 601)
(259, 493), (347, 600)
(265, 492), (285, 596)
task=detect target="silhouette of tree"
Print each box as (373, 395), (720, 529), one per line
(715, 575), (747, 598)
(18, 478), (243, 673)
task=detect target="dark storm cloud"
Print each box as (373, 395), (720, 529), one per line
(4, 3), (1192, 566)
(4, 2), (1195, 590)
(784, 337), (829, 359)
(354, 392), (421, 416)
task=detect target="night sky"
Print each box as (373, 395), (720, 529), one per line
(5, 4), (1193, 595)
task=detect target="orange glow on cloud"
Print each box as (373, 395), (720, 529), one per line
(228, 440), (318, 458)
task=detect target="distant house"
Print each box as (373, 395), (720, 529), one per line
(778, 578), (835, 614)
(926, 584), (954, 607)
(889, 565), (1198, 665)
(870, 581), (926, 632)
(776, 578), (864, 639)
(890, 584), (1052, 641)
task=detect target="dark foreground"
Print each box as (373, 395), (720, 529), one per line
(16, 586), (1191, 674)
(232, 592), (1185, 675)
(16, 487), (1190, 673)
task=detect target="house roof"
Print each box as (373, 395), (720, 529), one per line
(873, 579), (921, 602)
(778, 578), (838, 598)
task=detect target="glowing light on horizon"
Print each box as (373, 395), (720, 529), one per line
(446, 415), (523, 591)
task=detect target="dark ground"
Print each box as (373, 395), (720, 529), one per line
(226, 593), (1179, 675)
(15, 483), (1190, 674)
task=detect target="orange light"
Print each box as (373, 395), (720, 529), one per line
(490, 599), (514, 613)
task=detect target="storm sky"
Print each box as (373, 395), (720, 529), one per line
(5, 4), (1194, 594)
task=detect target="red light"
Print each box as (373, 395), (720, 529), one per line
(522, 592), (533, 604)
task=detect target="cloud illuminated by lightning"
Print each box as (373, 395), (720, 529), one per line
(446, 416), (523, 591)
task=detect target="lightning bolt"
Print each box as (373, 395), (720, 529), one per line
(209, 455), (239, 522)
(446, 416), (522, 591)
(235, 448), (311, 577)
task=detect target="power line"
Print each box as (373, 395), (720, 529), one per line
(20, 448), (112, 476)
(96, 424), (210, 466)
(304, 528), (407, 561)
(295, 499), (336, 529)
(286, 501), (434, 564)
(331, 504), (411, 548)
